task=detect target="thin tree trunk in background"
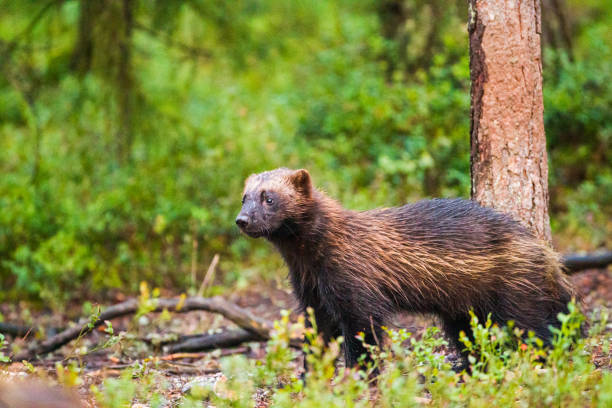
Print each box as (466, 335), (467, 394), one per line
(411, 1), (443, 73)
(549, 0), (573, 59)
(541, 0), (574, 69)
(70, 0), (98, 74)
(117, 0), (134, 163)
(377, 0), (406, 80)
(468, 0), (552, 244)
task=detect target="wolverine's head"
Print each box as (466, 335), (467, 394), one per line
(236, 168), (312, 238)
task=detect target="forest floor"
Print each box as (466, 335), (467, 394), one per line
(1, 268), (611, 407)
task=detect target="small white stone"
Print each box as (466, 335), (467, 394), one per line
(181, 373), (224, 394)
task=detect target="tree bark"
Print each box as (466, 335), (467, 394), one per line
(469, 0), (552, 244)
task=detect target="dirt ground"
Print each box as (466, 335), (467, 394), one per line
(1, 268), (611, 406)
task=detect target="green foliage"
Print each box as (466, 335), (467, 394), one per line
(0, 0), (611, 303)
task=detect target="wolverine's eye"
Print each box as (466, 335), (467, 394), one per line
(261, 191), (274, 205)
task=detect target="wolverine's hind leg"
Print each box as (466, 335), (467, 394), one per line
(440, 314), (472, 372)
(340, 317), (384, 370)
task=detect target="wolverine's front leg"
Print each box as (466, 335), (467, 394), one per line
(302, 306), (341, 377)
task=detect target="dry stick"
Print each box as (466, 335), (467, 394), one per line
(15, 296), (272, 361)
(197, 254), (220, 297)
(165, 329), (303, 354)
(161, 352), (211, 361)
(190, 235), (199, 287)
(162, 347), (251, 361)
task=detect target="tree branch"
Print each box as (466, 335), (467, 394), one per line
(134, 22), (212, 60)
(0, 0), (64, 62)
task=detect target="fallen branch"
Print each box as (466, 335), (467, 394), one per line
(165, 329), (303, 354)
(0, 323), (66, 338)
(0, 323), (36, 337)
(164, 329), (257, 354)
(15, 296), (272, 361)
(0, 322), (37, 338)
(563, 251), (612, 273)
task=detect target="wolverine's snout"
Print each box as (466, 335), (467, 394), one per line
(235, 214), (249, 229)
(236, 202), (263, 237)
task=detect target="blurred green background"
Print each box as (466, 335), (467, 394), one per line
(1, 0), (610, 306)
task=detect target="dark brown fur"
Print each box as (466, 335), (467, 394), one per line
(236, 168), (578, 368)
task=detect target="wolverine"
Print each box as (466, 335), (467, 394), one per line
(235, 168), (577, 369)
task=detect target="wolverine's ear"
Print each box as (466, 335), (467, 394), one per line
(290, 169), (312, 196)
(245, 173), (257, 186)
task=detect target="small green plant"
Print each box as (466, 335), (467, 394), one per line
(55, 361), (83, 388)
(136, 281), (161, 320)
(0, 333), (10, 363)
(93, 367), (167, 408)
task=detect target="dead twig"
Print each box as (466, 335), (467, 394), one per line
(161, 352), (210, 361)
(190, 235), (199, 286)
(197, 254), (220, 297)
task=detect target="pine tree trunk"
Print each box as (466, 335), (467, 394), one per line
(468, 0), (552, 244)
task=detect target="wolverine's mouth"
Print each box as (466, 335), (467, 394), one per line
(238, 228), (266, 238)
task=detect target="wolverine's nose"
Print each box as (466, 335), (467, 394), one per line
(235, 215), (249, 229)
